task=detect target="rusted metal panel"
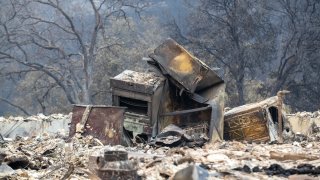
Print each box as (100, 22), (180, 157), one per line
(158, 101), (222, 142)
(223, 96), (286, 142)
(224, 109), (270, 142)
(277, 90), (290, 143)
(69, 105), (125, 145)
(152, 123), (208, 147)
(149, 38), (223, 93)
(161, 106), (210, 128)
(89, 150), (137, 180)
(148, 39), (225, 142)
(224, 97), (278, 116)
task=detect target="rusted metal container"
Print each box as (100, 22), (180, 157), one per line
(224, 109), (270, 142)
(69, 105), (125, 145)
(89, 150), (137, 180)
(224, 96), (284, 142)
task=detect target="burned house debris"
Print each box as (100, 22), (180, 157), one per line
(89, 150), (138, 180)
(1, 126), (320, 179)
(110, 39), (225, 145)
(66, 38), (294, 146)
(2, 38), (320, 179)
(56, 39), (290, 146)
(148, 39), (225, 142)
(0, 114), (70, 139)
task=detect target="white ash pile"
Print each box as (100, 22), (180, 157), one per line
(286, 110), (320, 141)
(0, 134), (163, 179)
(1, 135), (320, 180)
(0, 113), (71, 140)
(1, 112), (320, 179)
(0, 113), (71, 122)
(0, 134), (122, 179)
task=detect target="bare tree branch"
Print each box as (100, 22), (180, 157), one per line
(0, 97), (31, 116)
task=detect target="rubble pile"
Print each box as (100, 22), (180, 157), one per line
(0, 113), (70, 122)
(0, 137), (319, 179)
(286, 110), (320, 141)
(0, 134), (110, 179)
(137, 141), (320, 179)
(293, 111), (320, 118)
(0, 112), (320, 179)
(0, 113), (71, 140)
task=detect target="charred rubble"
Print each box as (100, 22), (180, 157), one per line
(1, 126), (320, 179)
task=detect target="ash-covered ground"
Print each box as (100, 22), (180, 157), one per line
(1, 112), (320, 180)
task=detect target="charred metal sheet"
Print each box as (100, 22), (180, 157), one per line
(148, 39), (225, 142)
(153, 124), (188, 147)
(149, 38), (223, 93)
(224, 109), (270, 142)
(89, 150), (137, 180)
(277, 90), (290, 143)
(224, 97), (278, 116)
(152, 124), (207, 147)
(69, 105), (125, 145)
(224, 96), (285, 142)
(161, 106), (211, 116)
(160, 105), (211, 139)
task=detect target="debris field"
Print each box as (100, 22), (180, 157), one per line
(0, 111), (320, 179)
